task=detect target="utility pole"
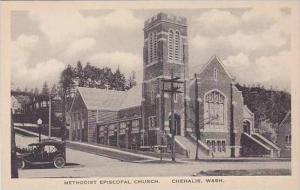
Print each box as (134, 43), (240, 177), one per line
(194, 74), (200, 160)
(162, 70), (183, 162)
(49, 94), (51, 138)
(230, 82), (235, 157)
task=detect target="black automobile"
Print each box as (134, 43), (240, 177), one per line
(17, 139), (66, 169)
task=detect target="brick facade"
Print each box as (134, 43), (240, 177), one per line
(68, 12), (281, 158)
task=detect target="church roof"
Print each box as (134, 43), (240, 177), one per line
(243, 105), (254, 119)
(279, 111), (291, 128)
(75, 84), (142, 111)
(198, 55), (234, 79)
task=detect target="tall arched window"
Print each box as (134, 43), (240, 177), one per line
(168, 29), (182, 64)
(153, 31), (157, 62)
(148, 33), (153, 64)
(204, 91), (225, 124)
(148, 32), (157, 64)
(168, 30), (174, 61)
(174, 31), (180, 62)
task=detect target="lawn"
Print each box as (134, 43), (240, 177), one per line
(197, 169), (291, 176)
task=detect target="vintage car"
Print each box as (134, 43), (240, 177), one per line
(17, 139), (66, 169)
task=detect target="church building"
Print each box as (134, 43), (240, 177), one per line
(68, 12), (281, 158)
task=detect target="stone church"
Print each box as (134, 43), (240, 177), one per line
(68, 12), (280, 158)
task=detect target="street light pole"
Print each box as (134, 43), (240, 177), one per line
(37, 118), (43, 142)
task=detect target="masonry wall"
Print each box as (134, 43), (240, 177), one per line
(277, 119), (291, 157)
(187, 57), (245, 157)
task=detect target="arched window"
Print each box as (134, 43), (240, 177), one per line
(204, 91), (225, 124)
(148, 33), (153, 64)
(174, 31), (180, 62)
(153, 31), (157, 62)
(148, 32), (157, 64)
(168, 30), (174, 61)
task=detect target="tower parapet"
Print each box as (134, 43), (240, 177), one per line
(144, 12), (187, 29)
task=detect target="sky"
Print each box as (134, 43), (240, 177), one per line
(11, 7), (291, 92)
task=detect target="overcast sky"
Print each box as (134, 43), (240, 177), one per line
(11, 7), (291, 91)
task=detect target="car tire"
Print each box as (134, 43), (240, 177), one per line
(17, 159), (26, 169)
(53, 156), (65, 168)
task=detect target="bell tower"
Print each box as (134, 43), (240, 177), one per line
(142, 13), (188, 146)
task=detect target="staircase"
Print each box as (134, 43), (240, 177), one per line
(167, 133), (211, 159)
(242, 132), (280, 157)
(251, 133), (281, 157)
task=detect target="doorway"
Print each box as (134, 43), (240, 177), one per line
(243, 120), (251, 134)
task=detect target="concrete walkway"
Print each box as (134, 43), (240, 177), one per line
(67, 140), (159, 162)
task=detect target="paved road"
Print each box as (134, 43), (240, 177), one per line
(18, 148), (291, 178)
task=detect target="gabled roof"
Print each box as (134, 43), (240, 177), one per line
(120, 85), (143, 109)
(71, 84), (142, 111)
(279, 111), (291, 128)
(198, 55), (234, 79)
(243, 105), (254, 119)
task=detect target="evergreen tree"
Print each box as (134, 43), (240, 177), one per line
(34, 88), (39, 95)
(51, 84), (58, 97)
(42, 81), (50, 95)
(60, 64), (75, 98)
(76, 61), (85, 87)
(112, 67), (125, 91)
(126, 70), (137, 90)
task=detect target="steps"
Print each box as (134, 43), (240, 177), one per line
(242, 132), (280, 157)
(171, 135), (211, 159)
(251, 133), (280, 157)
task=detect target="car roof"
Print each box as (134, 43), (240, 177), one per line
(28, 140), (65, 146)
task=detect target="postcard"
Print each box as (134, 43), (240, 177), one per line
(1, 1), (299, 190)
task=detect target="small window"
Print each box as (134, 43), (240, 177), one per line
(211, 141), (216, 152)
(150, 91), (155, 104)
(217, 141), (221, 152)
(174, 93), (178, 103)
(44, 145), (58, 153)
(222, 141), (226, 152)
(286, 135), (291, 144)
(214, 68), (218, 80)
(148, 116), (156, 129)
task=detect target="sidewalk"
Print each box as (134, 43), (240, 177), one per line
(196, 157), (291, 162)
(66, 141), (159, 162)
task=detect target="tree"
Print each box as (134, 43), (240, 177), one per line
(60, 65), (75, 98)
(126, 70), (137, 90)
(29, 88), (34, 95)
(42, 81), (50, 95)
(258, 119), (277, 142)
(76, 61), (85, 87)
(112, 67), (126, 91)
(59, 64), (75, 141)
(34, 88), (39, 95)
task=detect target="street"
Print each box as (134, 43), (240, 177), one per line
(18, 148), (291, 178)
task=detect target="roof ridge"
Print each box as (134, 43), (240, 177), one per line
(197, 55), (234, 79)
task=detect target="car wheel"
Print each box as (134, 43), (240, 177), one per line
(17, 159), (25, 169)
(53, 156), (65, 168)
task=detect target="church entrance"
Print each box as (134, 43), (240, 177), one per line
(169, 114), (181, 135)
(243, 120), (251, 134)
